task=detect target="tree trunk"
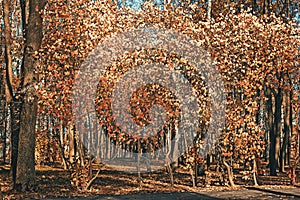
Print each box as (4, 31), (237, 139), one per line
(266, 87), (277, 176)
(2, 103), (7, 164)
(2, 0), (14, 103)
(194, 152), (198, 187)
(59, 120), (68, 169)
(223, 158), (235, 187)
(15, 0), (47, 191)
(68, 122), (75, 163)
(262, 0), (266, 14)
(252, 0), (257, 14)
(280, 90), (290, 172)
(171, 122), (179, 169)
(75, 128), (85, 166)
(10, 101), (21, 186)
(286, 0), (290, 19)
(137, 139), (142, 185)
(3, 0), (19, 183)
(287, 91), (293, 165)
(292, 156), (300, 185)
(207, 0), (212, 22)
(190, 169), (195, 187)
(166, 125), (174, 186)
(273, 88), (282, 173)
(106, 127), (111, 160)
(253, 158), (259, 187)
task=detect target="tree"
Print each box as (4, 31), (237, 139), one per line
(2, 0), (21, 187)
(15, 0), (48, 190)
(1, 0), (48, 191)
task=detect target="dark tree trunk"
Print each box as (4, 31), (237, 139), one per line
(252, 0), (257, 14)
(280, 90), (290, 172)
(10, 101), (21, 185)
(267, 82), (283, 176)
(286, 0), (290, 19)
(262, 0), (266, 14)
(2, 103), (7, 164)
(273, 88), (282, 173)
(287, 91), (293, 165)
(14, 0), (47, 191)
(266, 87), (277, 176)
(2, 0), (20, 185)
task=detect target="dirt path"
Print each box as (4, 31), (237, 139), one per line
(2, 166), (299, 199)
(200, 187), (300, 200)
(44, 187), (300, 200)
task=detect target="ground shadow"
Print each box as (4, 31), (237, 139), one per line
(45, 192), (222, 200)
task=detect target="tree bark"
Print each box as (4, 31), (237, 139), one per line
(2, 103), (7, 164)
(68, 122), (75, 163)
(59, 120), (68, 170)
(171, 122), (179, 169)
(252, 0), (257, 14)
(2, 0), (14, 103)
(273, 87), (282, 173)
(253, 158), (259, 186)
(266, 87), (277, 176)
(166, 125), (174, 186)
(10, 101), (21, 185)
(280, 90), (290, 172)
(15, 0), (47, 191)
(207, 0), (212, 22)
(223, 158), (235, 187)
(3, 0), (22, 185)
(137, 139), (142, 185)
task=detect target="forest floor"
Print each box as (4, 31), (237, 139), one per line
(0, 164), (300, 199)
